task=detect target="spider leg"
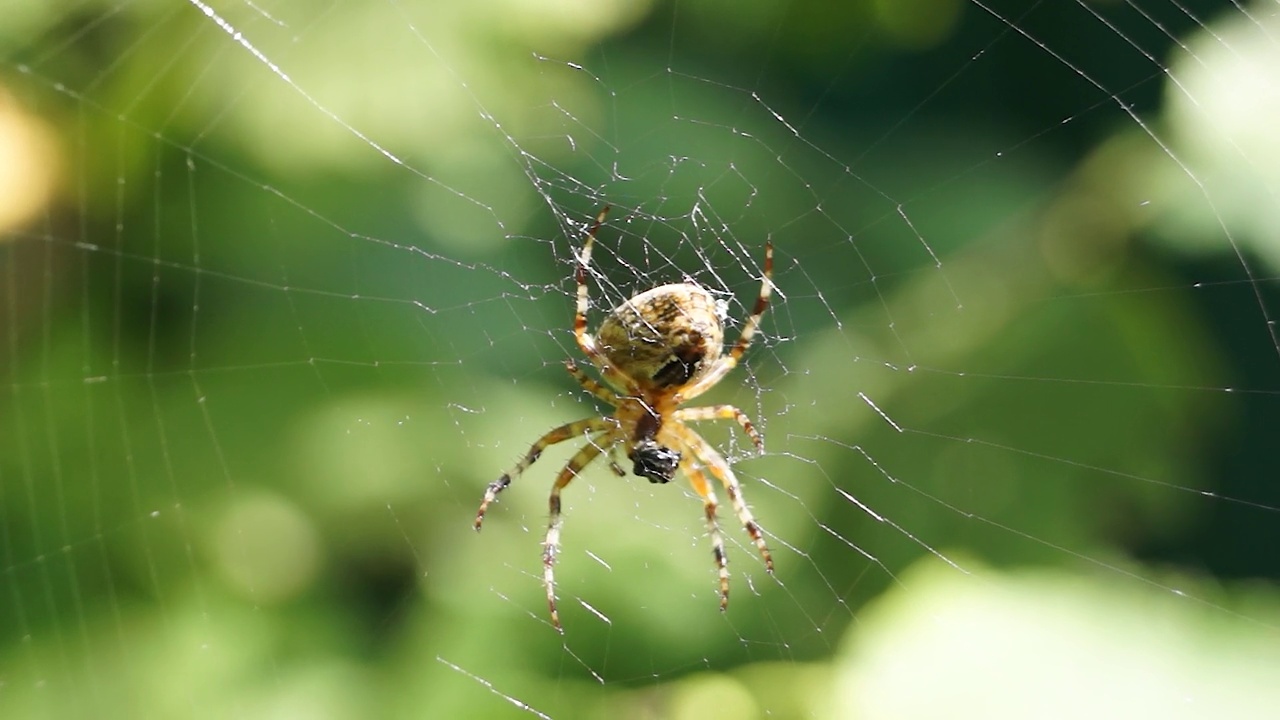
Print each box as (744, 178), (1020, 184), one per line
(678, 453), (731, 612)
(565, 360), (620, 406)
(673, 404), (764, 454)
(672, 422), (774, 574)
(564, 362), (625, 475)
(679, 242), (773, 402)
(474, 416), (616, 531)
(544, 432), (617, 632)
(606, 443), (627, 477)
(573, 206), (638, 394)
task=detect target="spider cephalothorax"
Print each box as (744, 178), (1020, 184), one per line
(474, 206), (774, 632)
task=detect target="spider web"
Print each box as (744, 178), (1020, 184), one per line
(3, 0), (1280, 717)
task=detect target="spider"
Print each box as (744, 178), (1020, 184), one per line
(474, 206), (774, 632)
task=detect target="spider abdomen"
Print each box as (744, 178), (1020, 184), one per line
(597, 283), (725, 392)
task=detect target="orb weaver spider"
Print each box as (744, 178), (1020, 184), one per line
(474, 206), (774, 632)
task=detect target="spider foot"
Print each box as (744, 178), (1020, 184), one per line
(712, 536), (730, 613)
(548, 600), (563, 634)
(543, 544), (564, 633)
(744, 519), (774, 573)
(473, 475), (512, 531)
(473, 502), (491, 531)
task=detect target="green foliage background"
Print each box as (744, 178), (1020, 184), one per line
(1, 1), (1278, 717)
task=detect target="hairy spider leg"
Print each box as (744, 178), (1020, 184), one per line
(680, 242), (774, 402)
(673, 423), (774, 573)
(573, 206), (638, 394)
(474, 416), (617, 530)
(563, 361), (627, 476)
(678, 452), (731, 611)
(564, 360), (620, 406)
(543, 434), (617, 632)
(674, 404), (764, 454)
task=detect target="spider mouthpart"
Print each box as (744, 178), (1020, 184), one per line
(630, 440), (681, 484)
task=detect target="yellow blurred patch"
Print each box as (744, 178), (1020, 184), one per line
(0, 88), (59, 235)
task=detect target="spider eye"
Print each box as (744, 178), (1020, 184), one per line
(629, 440), (681, 484)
